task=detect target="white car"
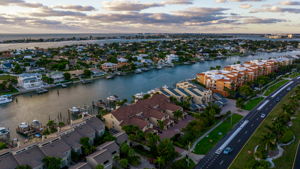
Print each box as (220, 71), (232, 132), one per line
(260, 114), (266, 118)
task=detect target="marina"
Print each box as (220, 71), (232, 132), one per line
(0, 50), (299, 139)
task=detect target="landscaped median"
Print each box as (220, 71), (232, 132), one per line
(243, 97), (264, 111)
(193, 113), (243, 154)
(264, 80), (289, 96)
(229, 86), (300, 169)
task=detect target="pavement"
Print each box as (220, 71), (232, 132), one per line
(194, 76), (300, 169)
(220, 99), (249, 117)
(159, 115), (194, 139)
(294, 141), (300, 169)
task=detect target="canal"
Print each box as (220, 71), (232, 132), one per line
(0, 50), (299, 138)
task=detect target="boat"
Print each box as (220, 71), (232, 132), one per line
(16, 122), (30, 136)
(36, 88), (48, 94)
(156, 65), (163, 69)
(0, 95), (13, 104)
(134, 69), (142, 74)
(106, 75), (115, 79)
(106, 95), (119, 102)
(61, 84), (68, 88)
(81, 79), (92, 84)
(0, 127), (10, 140)
(69, 106), (81, 115)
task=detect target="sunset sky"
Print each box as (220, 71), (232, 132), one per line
(0, 0), (299, 33)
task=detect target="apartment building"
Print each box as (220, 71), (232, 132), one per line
(197, 57), (293, 96)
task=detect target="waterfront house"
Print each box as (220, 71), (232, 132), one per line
(69, 162), (92, 169)
(165, 54), (179, 63)
(48, 71), (65, 83)
(39, 138), (72, 167)
(74, 123), (96, 145)
(86, 149), (113, 169)
(68, 70), (84, 79)
(85, 116), (105, 136)
(13, 145), (45, 169)
(101, 62), (118, 72)
(60, 129), (83, 154)
(90, 68), (106, 77)
(17, 73), (43, 90)
(103, 94), (182, 133)
(0, 151), (19, 169)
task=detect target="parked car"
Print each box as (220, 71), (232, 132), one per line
(276, 97), (280, 102)
(260, 114), (266, 118)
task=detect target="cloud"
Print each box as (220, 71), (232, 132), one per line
(89, 7), (230, 27)
(216, 0), (263, 3)
(102, 0), (163, 11)
(280, 1), (300, 5)
(251, 6), (300, 13)
(240, 4), (253, 8)
(0, 0), (45, 8)
(54, 5), (96, 11)
(243, 17), (287, 24)
(30, 7), (87, 17)
(162, 0), (194, 5)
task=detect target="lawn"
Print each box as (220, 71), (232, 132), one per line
(243, 97), (264, 111)
(264, 80), (289, 96)
(193, 114), (243, 154)
(289, 72), (300, 78)
(0, 75), (17, 81)
(229, 86), (300, 169)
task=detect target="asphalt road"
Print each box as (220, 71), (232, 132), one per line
(195, 77), (300, 169)
(294, 142), (300, 169)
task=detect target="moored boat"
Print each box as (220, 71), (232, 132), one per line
(0, 95), (13, 105)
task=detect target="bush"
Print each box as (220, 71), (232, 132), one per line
(279, 129), (294, 144)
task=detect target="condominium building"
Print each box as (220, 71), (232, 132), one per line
(197, 57), (292, 96)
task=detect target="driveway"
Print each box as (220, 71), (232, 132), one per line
(159, 115), (194, 139)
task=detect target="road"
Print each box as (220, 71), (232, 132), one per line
(195, 76), (300, 169)
(294, 141), (300, 169)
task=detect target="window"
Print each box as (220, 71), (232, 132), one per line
(104, 160), (109, 165)
(112, 151), (117, 155)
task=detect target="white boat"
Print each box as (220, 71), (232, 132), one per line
(0, 95), (13, 104)
(134, 69), (142, 74)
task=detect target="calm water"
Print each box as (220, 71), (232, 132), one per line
(0, 50), (300, 138)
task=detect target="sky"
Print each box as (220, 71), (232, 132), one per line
(0, 0), (299, 34)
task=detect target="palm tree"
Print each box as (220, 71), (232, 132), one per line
(260, 132), (277, 151)
(42, 156), (62, 169)
(157, 120), (164, 130)
(155, 156), (165, 169)
(173, 110), (183, 121)
(16, 165), (32, 169)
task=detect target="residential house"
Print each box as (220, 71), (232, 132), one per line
(69, 162), (92, 169)
(86, 149), (113, 169)
(74, 123), (96, 145)
(0, 151), (19, 169)
(101, 63), (118, 72)
(17, 73), (43, 89)
(48, 71), (65, 83)
(113, 132), (128, 145)
(96, 141), (119, 158)
(13, 145), (45, 169)
(103, 94), (182, 133)
(60, 129), (83, 154)
(165, 54), (179, 64)
(39, 138), (72, 167)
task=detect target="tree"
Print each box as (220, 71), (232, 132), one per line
(239, 85), (253, 98)
(0, 142), (7, 150)
(13, 63), (24, 74)
(16, 165), (32, 169)
(63, 72), (71, 81)
(157, 120), (164, 130)
(95, 165), (104, 169)
(42, 156), (62, 169)
(173, 110), (183, 121)
(155, 156), (165, 169)
(119, 159), (129, 168)
(83, 69), (92, 78)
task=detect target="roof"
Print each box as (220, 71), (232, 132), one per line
(60, 130), (82, 150)
(86, 149), (112, 165)
(14, 145), (45, 168)
(113, 132), (128, 145)
(69, 162), (92, 169)
(0, 151), (19, 169)
(39, 138), (71, 158)
(97, 141), (119, 155)
(75, 123), (96, 139)
(111, 94), (181, 129)
(85, 117), (105, 133)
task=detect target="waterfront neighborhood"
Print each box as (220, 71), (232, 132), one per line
(0, 34), (299, 169)
(0, 0), (300, 168)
